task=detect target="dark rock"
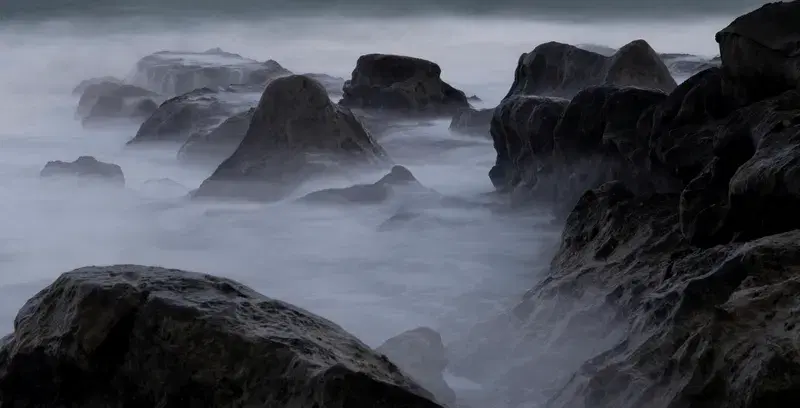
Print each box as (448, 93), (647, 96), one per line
(715, 1), (800, 103)
(177, 107), (255, 164)
(130, 48), (291, 95)
(339, 54), (470, 116)
(299, 165), (433, 205)
(72, 76), (123, 95)
(301, 72), (347, 95)
(448, 107), (493, 137)
(660, 53), (720, 77)
(76, 81), (159, 124)
(0, 265), (442, 408)
(194, 74), (388, 201)
(40, 156), (125, 186)
(127, 85), (260, 146)
(504, 39), (676, 100)
(377, 327), (456, 407)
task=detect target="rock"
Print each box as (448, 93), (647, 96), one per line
(339, 54), (470, 116)
(377, 327), (456, 407)
(448, 107), (493, 137)
(575, 43), (617, 56)
(659, 53), (720, 77)
(715, 1), (800, 103)
(0, 265), (443, 408)
(177, 107), (255, 164)
(76, 81), (159, 124)
(39, 156), (125, 186)
(72, 76), (123, 95)
(130, 48), (291, 95)
(301, 72), (347, 95)
(299, 165), (433, 205)
(503, 39), (676, 100)
(193, 74), (388, 201)
(127, 85), (261, 146)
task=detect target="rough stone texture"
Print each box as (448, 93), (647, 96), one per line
(40, 156), (125, 186)
(130, 48), (291, 96)
(448, 107), (493, 137)
(503, 39), (676, 100)
(177, 107), (255, 164)
(194, 74), (388, 201)
(76, 81), (159, 124)
(339, 54), (470, 116)
(0, 265), (443, 408)
(299, 165), (434, 205)
(377, 327), (456, 407)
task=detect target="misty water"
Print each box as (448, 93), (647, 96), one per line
(0, 8), (749, 405)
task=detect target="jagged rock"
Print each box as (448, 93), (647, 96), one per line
(377, 327), (456, 407)
(76, 81), (159, 124)
(39, 156), (125, 186)
(448, 107), (493, 137)
(299, 165), (432, 204)
(177, 107), (255, 164)
(193, 74), (388, 201)
(715, 1), (800, 103)
(339, 54), (470, 116)
(130, 48), (291, 95)
(0, 265), (443, 408)
(127, 85), (261, 146)
(504, 39), (676, 99)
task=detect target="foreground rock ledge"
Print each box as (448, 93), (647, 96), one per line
(0, 265), (442, 408)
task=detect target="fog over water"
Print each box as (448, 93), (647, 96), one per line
(0, 1), (768, 405)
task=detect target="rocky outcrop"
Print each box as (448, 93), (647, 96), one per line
(40, 156), (125, 186)
(193, 74), (388, 201)
(339, 54), (470, 116)
(0, 265), (443, 408)
(448, 107), (493, 137)
(377, 327), (456, 407)
(177, 107), (255, 164)
(504, 39), (676, 100)
(76, 81), (159, 125)
(72, 76), (123, 95)
(130, 48), (291, 96)
(299, 165), (434, 205)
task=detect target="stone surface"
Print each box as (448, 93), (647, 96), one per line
(0, 265), (443, 408)
(40, 156), (125, 186)
(448, 107), (493, 137)
(340, 54), (470, 116)
(194, 74), (388, 201)
(76, 81), (159, 125)
(177, 107), (255, 164)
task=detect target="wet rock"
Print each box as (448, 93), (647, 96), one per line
(299, 165), (433, 205)
(40, 156), (125, 186)
(130, 48), (291, 95)
(340, 54), (470, 116)
(377, 327), (456, 407)
(193, 74), (388, 201)
(448, 107), (493, 137)
(0, 265), (442, 408)
(177, 107), (255, 164)
(504, 39), (676, 99)
(76, 81), (159, 124)
(127, 85), (261, 146)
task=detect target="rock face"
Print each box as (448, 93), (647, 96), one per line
(177, 107), (255, 164)
(194, 74), (388, 201)
(504, 39), (676, 100)
(130, 48), (291, 95)
(0, 265), (443, 408)
(448, 107), (493, 137)
(40, 156), (125, 186)
(76, 81), (159, 125)
(340, 54), (470, 116)
(449, 4), (800, 408)
(377, 327), (456, 407)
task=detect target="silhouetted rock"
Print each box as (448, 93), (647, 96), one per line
(299, 165), (433, 205)
(177, 107), (255, 164)
(377, 327), (456, 407)
(130, 48), (291, 95)
(40, 156), (124, 186)
(76, 81), (159, 124)
(340, 54), (470, 116)
(504, 39), (676, 100)
(448, 107), (493, 137)
(194, 74), (388, 201)
(0, 265), (443, 408)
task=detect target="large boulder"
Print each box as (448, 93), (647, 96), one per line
(76, 81), (159, 125)
(339, 54), (470, 116)
(0, 265), (443, 408)
(39, 156), (125, 187)
(130, 48), (291, 95)
(377, 327), (456, 407)
(193, 74), (388, 201)
(503, 39), (676, 100)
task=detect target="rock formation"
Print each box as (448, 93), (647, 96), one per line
(40, 156), (125, 186)
(193, 74), (388, 201)
(448, 107), (493, 137)
(177, 107), (255, 164)
(0, 265), (443, 408)
(340, 54), (470, 116)
(299, 165), (433, 205)
(76, 80), (159, 125)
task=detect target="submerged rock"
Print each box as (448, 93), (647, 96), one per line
(378, 327), (456, 407)
(194, 74), (388, 201)
(72, 76), (123, 95)
(299, 165), (433, 205)
(40, 156), (125, 186)
(0, 265), (442, 408)
(76, 81), (159, 125)
(340, 54), (470, 116)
